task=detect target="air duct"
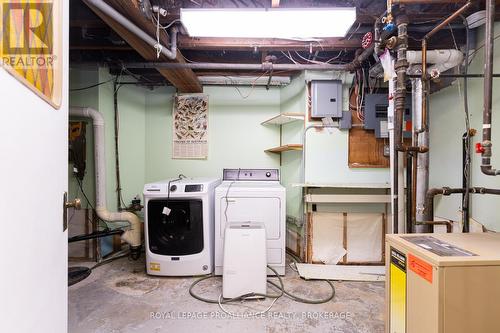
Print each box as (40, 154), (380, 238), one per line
(69, 107), (142, 259)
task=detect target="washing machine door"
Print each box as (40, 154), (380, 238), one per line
(147, 199), (204, 255)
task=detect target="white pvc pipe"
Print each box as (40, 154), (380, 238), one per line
(407, 49), (464, 75)
(69, 107), (141, 248)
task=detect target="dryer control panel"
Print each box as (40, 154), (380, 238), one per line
(223, 168), (279, 181)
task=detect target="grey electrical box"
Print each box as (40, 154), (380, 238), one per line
(364, 93), (412, 139)
(311, 80), (343, 118)
(339, 111), (352, 130)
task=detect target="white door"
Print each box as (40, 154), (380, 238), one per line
(0, 4), (68, 333)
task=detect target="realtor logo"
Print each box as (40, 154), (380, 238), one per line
(0, 0), (62, 108)
(3, 2), (53, 55)
(1, 1), (55, 69)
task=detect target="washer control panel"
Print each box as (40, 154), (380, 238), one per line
(223, 169), (279, 181)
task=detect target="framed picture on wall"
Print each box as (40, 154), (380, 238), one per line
(172, 93), (209, 159)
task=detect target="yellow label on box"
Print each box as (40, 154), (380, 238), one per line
(390, 247), (406, 333)
(150, 262), (161, 271)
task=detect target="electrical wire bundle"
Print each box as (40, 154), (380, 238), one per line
(349, 67), (366, 122)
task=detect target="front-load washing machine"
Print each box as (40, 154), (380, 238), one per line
(143, 177), (221, 276)
(215, 169), (286, 275)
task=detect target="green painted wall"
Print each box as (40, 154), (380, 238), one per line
(69, 68), (391, 230)
(69, 68), (147, 211)
(280, 73), (306, 221)
(144, 85), (281, 182)
(280, 72), (391, 221)
(302, 71), (390, 185)
(429, 24), (500, 231)
(97, 68), (147, 210)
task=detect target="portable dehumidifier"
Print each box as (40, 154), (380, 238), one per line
(222, 222), (267, 299)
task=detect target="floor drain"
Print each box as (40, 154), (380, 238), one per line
(68, 266), (91, 286)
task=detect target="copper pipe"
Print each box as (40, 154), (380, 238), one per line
(415, 221), (453, 233)
(410, 2), (472, 233)
(424, 1), (472, 40)
(418, 1), (471, 134)
(419, 39), (428, 133)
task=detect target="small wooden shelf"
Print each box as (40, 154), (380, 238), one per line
(265, 144), (303, 153)
(261, 113), (305, 126)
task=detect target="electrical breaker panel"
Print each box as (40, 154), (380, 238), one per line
(364, 93), (412, 139)
(311, 80), (343, 118)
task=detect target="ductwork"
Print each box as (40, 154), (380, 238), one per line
(69, 107), (142, 259)
(83, 0), (178, 60)
(407, 50), (464, 76)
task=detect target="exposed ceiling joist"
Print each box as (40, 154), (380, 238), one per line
(82, 0), (202, 93)
(176, 36), (361, 52)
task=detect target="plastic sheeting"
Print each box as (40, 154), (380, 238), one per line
(311, 212), (384, 263)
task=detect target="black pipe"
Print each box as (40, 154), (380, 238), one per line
(462, 132), (470, 232)
(406, 152), (413, 233)
(424, 187), (500, 223)
(481, 0), (499, 176)
(68, 229), (124, 243)
(408, 74), (500, 78)
(114, 81), (123, 211)
(462, 13), (472, 234)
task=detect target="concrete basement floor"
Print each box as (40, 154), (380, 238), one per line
(69, 256), (385, 333)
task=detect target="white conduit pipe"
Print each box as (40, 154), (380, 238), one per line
(407, 49), (464, 75)
(69, 107), (142, 250)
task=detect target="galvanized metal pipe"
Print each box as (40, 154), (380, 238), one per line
(122, 27), (396, 74)
(424, 187), (500, 222)
(413, 79), (430, 233)
(419, 1), (471, 134)
(394, 14), (428, 154)
(83, 0), (178, 60)
(122, 62), (349, 71)
(481, 0), (500, 175)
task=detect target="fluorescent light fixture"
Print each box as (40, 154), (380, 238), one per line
(180, 8), (356, 39)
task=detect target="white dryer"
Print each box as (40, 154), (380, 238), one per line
(143, 177), (221, 276)
(215, 169), (286, 275)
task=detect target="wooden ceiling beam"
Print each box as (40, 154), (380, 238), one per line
(82, 0), (201, 93)
(177, 36), (362, 52)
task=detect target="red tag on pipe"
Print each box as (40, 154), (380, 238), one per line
(476, 143), (485, 154)
(405, 120), (412, 132)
